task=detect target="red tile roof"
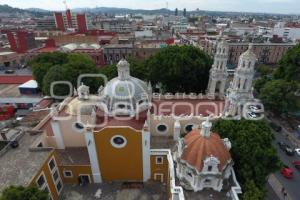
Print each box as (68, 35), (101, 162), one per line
(182, 129), (231, 172)
(0, 75), (33, 84)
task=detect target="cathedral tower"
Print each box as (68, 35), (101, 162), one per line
(207, 38), (229, 99)
(223, 43), (257, 118)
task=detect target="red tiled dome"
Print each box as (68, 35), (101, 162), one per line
(181, 129), (231, 172)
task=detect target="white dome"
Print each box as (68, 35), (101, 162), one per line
(99, 59), (151, 116)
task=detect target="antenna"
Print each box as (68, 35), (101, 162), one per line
(166, 1), (169, 9)
(63, 0), (68, 10)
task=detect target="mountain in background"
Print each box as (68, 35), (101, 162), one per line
(0, 4), (26, 13)
(25, 8), (50, 13)
(0, 4), (292, 16)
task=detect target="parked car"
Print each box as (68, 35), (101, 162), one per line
(295, 148), (300, 157)
(249, 105), (261, 112)
(281, 165), (293, 179)
(277, 142), (294, 156)
(270, 122), (282, 132)
(292, 161), (300, 170)
(4, 69), (15, 74)
(247, 112), (257, 119)
(285, 145), (295, 156)
(278, 142), (287, 151)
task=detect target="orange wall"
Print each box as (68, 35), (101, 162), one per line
(30, 152), (60, 200)
(58, 165), (93, 184)
(150, 155), (169, 183)
(94, 127), (143, 181)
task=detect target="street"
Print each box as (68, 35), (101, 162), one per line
(271, 127), (300, 200)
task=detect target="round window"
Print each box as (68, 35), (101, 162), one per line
(110, 135), (127, 148)
(185, 124), (194, 133)
(73, 122), (85, 133)
(157, 124), (168, 133)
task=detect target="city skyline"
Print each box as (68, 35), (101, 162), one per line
(0, 0), (299, 14)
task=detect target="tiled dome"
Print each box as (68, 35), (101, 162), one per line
(181, 129), (231, 172)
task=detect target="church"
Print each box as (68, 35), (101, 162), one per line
(3, 38), (260, 200)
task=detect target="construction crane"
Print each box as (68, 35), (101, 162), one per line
(63, 0), (68, 10)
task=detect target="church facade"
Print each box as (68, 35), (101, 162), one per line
(8, 40), (263, 200)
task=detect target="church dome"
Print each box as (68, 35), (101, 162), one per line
(181, 129), (231, 172)
(99, 59), (151, 115)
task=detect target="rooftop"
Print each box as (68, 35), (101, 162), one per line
(56, 147), (90, 166)
(0, 75), (33, 84)
(60, 182), (167, 200)
(0, 128), (52, 192)
(152, 99), (225, 117)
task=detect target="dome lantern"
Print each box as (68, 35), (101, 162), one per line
(117, 58), (130, 81)
(201, 116), (212, 137)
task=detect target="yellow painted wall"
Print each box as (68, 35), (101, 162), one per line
(94, 127), (143, 181)
(58, 165), (93, 184)
(30, 152), (60, 200)
(150, 155), (168, 183)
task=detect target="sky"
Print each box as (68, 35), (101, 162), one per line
(0, 0), (299, 14)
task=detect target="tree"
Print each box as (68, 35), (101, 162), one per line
(242, 180), (265, 200)
(42, 65), (70, 97)
(98, 56), (148, 82)
(273, 44), (300, 83)
(254, 76), (270, 94)
(0, 185), (49, 200)
(256, 65), (273, 76)
(212, 119), (281, 197)
(259, 79), (299, 114)
(145, 45), (212, 93)
(31, 52), (102, 96)
(255, 45), (300, 114)
(30, 52), (69, 90)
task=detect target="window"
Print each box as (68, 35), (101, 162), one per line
(63, 170), (73, 178)
(156, 156), (163, 164)
(208, 165), (213, 172)
(204, 179), (211, 184)
(187, 171), (193, 177)
(48, 159), (55, 172)
(156, 124), (168, 133)
(53, 170), (59, 181)
(56, 180), (62, 192)
(185, 124), (194, 133)
(48, 157), (63, 195)
(36, 174), (46, 188)
(110, 135), (127, 148)
(118, 104), (126, 109)
(75, 122), (84, 130)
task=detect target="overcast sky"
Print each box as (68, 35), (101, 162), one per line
(0, 0), (299, 14)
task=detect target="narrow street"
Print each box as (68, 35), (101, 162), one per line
(267, 116), (300, 200)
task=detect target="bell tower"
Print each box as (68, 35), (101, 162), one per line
(207, 38), (229, 99)
(223, 44), (257, 118)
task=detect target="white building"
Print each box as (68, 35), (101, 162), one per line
(223, 44), (257, 118)
(207, 38), (229, 99)
(174, 117), (233, 192)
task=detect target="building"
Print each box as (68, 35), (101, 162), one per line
(227, 42), (296, 67)
(0, 57), (244, 200)
(103, 44), (134, 65)
(36, 17), (57, 30)
(2, 30), (37, 53)
(174, 118), (233, 192)
(54, 10), (88, 33)
(203, 39), (296, 67)
(207, 38), (229, 99)
(224, 44), (257, 118)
